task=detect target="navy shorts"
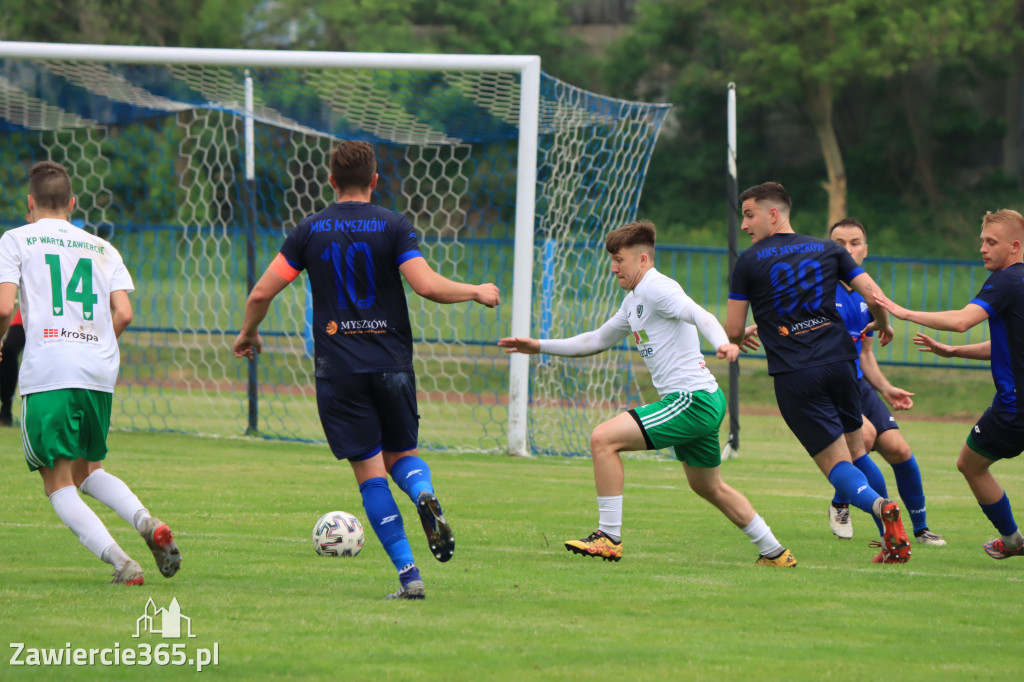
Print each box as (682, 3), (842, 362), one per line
(966, 405), (1024, 461)
(774, 361), (863, 456)
(315, 370), (419, 461)
(858, 377), (898, 436)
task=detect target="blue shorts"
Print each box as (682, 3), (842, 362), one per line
(966, 405), (1024, 461)
(315, 371), (419, 461)
(858, 377), (898, 436)
(774, 361), (862, 456)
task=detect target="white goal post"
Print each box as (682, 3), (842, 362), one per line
(0, 41), (668, 457)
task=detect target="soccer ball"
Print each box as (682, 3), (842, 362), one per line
(312, 511), (364, 557)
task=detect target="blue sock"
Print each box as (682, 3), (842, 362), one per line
(980, 492), (1019, 537)
(359, 477), (415, 572)
(891, 455), (927, 534)
(389, 456), (434, 502)
(852, 454), (886, 535)
(828, 461), (885, 534)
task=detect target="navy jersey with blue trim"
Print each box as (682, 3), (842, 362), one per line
(970, 262), (1024, 413)
(835, 285), (873, 379)
(729, 233), (864, 375)
(279, 201), (422, 376)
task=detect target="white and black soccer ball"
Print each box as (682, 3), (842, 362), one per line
(312, 511), (364, 557)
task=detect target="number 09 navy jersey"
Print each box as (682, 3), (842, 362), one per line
(278, 201), (423, 376)
(729, 233), (864, 375)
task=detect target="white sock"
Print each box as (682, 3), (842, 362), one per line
(741, 514), (783, 557)
(597, 495), (623, 541)
(79, 469), (149, 532)
(1003, 530), (1024, 550)
(49, 485), (119, 561)
(100, 543), (133, 570)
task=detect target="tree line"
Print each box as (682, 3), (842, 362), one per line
(2, 0), (1021, 255)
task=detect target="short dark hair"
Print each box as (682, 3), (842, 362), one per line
(606, 219), (656, 254)
(738, 181), (791, 212)
(29, 161), (72, 211)
(829, 218), (866, 239)
(330, 141), (377, 191)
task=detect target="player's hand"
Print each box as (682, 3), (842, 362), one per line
(716, 343), (740, 362)
(883, 386), (915, 411)
(877, 323), (894, 347)
(475, 283), (500, 308)
(497, 337), (540, 354)
(232, 330), (263, 359)
(740, 325), (760, 352)
(913, 332), (954, 358)
(861, 319), (894, 347)
(872, 290), (909, 320)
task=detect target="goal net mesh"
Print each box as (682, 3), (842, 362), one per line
(0, 54), (669, 455)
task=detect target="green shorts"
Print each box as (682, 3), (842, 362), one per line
(629, 388), (726, 467)
(21, 389), (112, 472)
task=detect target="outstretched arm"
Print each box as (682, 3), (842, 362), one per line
(860, 335), (913, 410)
(872, 291), (989, 333)
(400, 257), (499, 307)
(233, 268), (291, 359)
(914, 332), (992, 360)
(848, 272), (893, 346)
(498, 319), (628, 358)
(724, 299), (750, 345)
(676, 300), (739, 362)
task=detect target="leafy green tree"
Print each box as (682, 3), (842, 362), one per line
(607, 0), (1018, 228)
(0, 0), (248, 47)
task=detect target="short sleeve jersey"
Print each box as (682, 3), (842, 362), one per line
(969, 262), (1024, 413)
(605, 269), (720, 396)
(835, 285), (873, 379)
(278, 202), (422, 376)
(0, 218), (134, 394)
(729, 233), (864, 375)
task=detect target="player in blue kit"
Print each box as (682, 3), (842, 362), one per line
(825, 219), (946, 550)
(233, 141), (500, 599)
(874, 209), (1024, 560)
(724, 182), (913, 563)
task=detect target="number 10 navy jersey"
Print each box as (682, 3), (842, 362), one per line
(729, 233), (864, 375)
(278, 201), (423, 376)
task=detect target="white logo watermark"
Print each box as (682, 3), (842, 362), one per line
(9, 597), (219, 672)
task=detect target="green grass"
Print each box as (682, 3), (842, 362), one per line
(1, 418), (1022, 680)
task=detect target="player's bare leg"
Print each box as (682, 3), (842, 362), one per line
(958, 444), (1024, 559)
(564, 412), (645, 561)
(684, 464), (795, 567)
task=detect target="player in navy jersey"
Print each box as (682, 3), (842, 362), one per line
(874, 209), (1024, 561)
(724, 181), (913, 563)
(233, 141), (500, 599)
(825, 219), (946, 549)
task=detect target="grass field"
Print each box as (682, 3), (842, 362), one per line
(2, 415), (1023, 680)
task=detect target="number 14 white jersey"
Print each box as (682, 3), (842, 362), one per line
(0, 218), (134, 394)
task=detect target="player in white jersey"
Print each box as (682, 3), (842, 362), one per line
(499, 220), (795, 566)
(0, 161), (181, 585)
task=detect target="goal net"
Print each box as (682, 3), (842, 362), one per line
(0, 44), (669, 456)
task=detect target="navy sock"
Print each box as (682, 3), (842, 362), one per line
(891, 455), (927, 533)
(828, 461), (885, 534)
(389, 456), (434, 502)
(359, 477), (415, 571)
(980, 492), (1019, 537)
(852, 455), (886, 535)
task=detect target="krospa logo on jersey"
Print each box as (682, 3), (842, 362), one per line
(41, 327), (100, 344)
